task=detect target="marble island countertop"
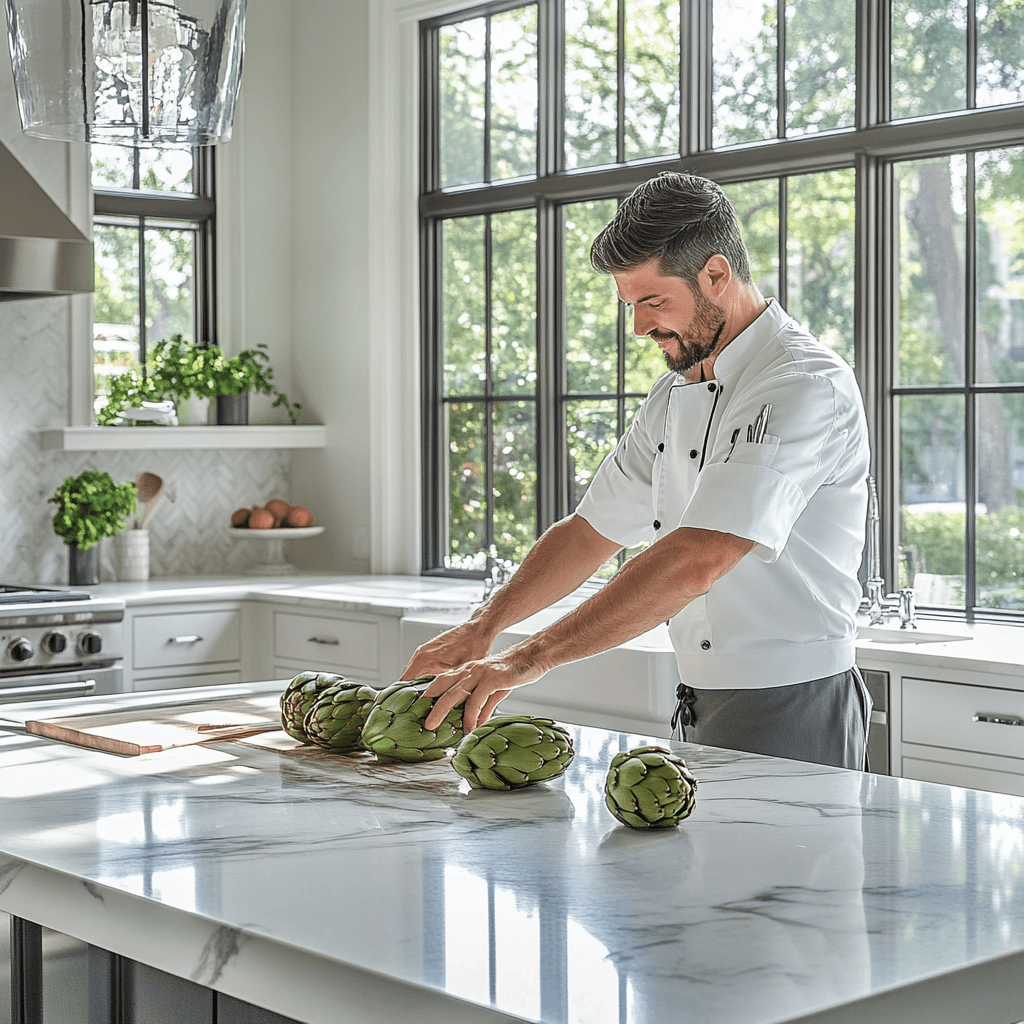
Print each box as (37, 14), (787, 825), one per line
(3, 681), (1024, 1024)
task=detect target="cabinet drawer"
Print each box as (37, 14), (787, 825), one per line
(133, 610), (241, 670)
(902, 756), (1024, 798)
(274, 612), (378, 671)
(903, 677), (1024, 761)
(134, 670), (243, 692)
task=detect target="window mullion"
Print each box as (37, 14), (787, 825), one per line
(537, 0), (563, 177)
(616, 0), (625, 164)
(964, 152), (977, 614)
(484, 17), (493, 183)
(777, 0), (786, 139)
(537, 200), (561, 531)
(485, 214), (495, 551)
(966, 0), (977, 110)
(421, 218), (445, 572)
(778, 177), (788, 310)
(138, 217), (147, 370)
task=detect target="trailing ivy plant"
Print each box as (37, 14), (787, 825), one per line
(49, 470), (137, 550)
(97, 337), (300, 426)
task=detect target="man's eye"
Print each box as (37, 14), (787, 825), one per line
(650, 302), (664, 310)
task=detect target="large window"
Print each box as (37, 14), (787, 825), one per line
(91, 145), (215, 420)
(420, 0), (1024, 618)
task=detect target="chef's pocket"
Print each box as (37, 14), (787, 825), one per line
(726, 434), (780, 468)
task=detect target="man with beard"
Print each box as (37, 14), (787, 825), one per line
(407, 171), (872, 770)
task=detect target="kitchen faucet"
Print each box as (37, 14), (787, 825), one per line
(482, 550), (516, 602)
(862, 476), (917, 628)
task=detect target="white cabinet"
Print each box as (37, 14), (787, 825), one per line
(269, 607), (403, 687)
(124, 597), (407, 695)
(126, 603), (245, 692)
(894, 673), (1024, 798)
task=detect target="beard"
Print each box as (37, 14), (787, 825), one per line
(651, 292), (727, 375)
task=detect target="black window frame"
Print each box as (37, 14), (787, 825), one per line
(92, 146), (218, 382)
(419, 0), (1024, 621)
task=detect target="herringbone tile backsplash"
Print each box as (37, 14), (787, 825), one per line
(0, 300), (291, 585)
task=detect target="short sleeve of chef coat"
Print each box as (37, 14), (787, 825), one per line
(679, 372), (855, 563)
(574, 390), (661, 549)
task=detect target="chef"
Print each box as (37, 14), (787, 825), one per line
(408, 171), (872, 770)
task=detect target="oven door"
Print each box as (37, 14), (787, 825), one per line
(0, 665), (122, 705)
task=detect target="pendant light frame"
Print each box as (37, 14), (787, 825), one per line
(5, 0), (246, 148)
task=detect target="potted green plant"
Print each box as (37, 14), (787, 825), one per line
(96, 337), (300, 426)
(49, 470), (138, 585)
(96, 334), (212, 426)
(204, 343), (301, 425)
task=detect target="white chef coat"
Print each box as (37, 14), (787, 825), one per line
(576, 299), (869, 690)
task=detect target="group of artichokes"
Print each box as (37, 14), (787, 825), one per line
(279, 672), (698, 828)
(278, 672), (576, 789)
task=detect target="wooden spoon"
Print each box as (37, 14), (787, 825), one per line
(135, 472), (163, 529)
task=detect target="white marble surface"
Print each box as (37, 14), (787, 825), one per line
(3, 681), (1024, 1024)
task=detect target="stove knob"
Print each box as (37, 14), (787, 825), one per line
(41, 631), (67, 655)
(78, 632), (103, 656)
(8, 638), (34, 662)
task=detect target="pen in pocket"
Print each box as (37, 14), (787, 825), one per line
(725, 427), (740, 462)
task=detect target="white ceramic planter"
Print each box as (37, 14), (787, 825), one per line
(114, 529), (150, 581)
(174, 395), (212, 425)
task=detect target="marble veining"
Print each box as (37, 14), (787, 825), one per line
(2, 681), (1024, 1024)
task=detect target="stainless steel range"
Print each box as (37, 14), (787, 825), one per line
(0, 586), (124, 705)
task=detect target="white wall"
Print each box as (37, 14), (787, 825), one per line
(287, 0), (373, 574)
(0, 0), (376, 582)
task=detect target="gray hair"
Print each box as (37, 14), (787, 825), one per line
(590, 172), (752, 287)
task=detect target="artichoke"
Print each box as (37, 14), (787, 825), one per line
(280, 672), (348, 743)
(303, 680), (379, 753)
(452, 716), (575, 790)
(604, 745), (698, 829)
(360, 677), (463, 762)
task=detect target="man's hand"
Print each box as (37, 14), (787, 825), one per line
(401, 619), (495, 682)
(421, 651), (545, 734)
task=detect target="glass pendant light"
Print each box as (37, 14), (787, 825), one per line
(5, 0), (245, 147)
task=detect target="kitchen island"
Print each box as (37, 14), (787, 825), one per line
(2, 680), (1024, 1024)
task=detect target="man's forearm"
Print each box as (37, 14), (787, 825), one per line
(509, 527), (754, 674)
(469, 514), (622, 639)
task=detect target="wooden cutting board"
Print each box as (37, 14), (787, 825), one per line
(25, 693), (282, 756)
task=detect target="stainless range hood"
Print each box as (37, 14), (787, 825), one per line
(0, 142), (93, 300)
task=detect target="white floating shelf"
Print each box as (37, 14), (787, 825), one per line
(39, 425), (327, 452)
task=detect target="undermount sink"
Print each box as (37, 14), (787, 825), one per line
(856, 625), (971, 645)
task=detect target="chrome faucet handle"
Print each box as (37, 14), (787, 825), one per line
(482, 555), (516, 601)
(898, 588), (917, 629)
(866, 577), (887, 625)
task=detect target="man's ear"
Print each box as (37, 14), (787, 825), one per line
(701, 254), (732, 299)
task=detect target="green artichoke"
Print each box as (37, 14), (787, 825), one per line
(361, 677), (463, 762)
(604, 745), (698, 829)
(303, 680), (379, 753)
(280, 672), (348, 743)
(452, 716), (575, 790)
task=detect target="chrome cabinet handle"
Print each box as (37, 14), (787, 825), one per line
(168, 635), (203, 644)
(0, 680), (96, 701)
(307, 636), (339, 646)
(973, 713), (1024, 727)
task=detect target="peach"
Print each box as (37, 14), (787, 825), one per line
(230, 508), (251, 528)
(285, 506), (314, 528)
(264, 498), (291, 519)
(248, 508), (275, 530)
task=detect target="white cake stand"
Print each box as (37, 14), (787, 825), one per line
(226, 525), (324, 575)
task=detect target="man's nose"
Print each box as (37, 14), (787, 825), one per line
(631, 306), (653, 337)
